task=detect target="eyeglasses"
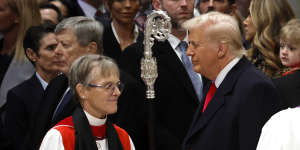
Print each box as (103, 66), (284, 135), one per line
(87, 81), (124, 94)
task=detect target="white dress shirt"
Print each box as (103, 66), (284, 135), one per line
(214, 57), (241, 88)
(35, 72), (48, 90)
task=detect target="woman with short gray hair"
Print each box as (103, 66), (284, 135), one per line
(39, 54), (135, 150)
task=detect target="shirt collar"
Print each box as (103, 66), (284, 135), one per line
(214, 56), (241, 88)
(84, 110), (106, 126)
(35, 72), (48, 90)
(111, 22), (139, 44)
(77, 0), (97, 18)
(168, 32), (189, 50)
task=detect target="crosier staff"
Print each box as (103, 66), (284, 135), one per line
(141, 10), (171, 150)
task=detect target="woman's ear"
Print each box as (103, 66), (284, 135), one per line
(76, 83), (87, 100)
(25, 48), (38, 62)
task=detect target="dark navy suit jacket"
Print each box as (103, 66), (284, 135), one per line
(120, 40), (207, 150)
(183, 57), (281, 150)
(5, 74), (44, 150)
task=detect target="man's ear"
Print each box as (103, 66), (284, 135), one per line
(217, 43), (227, 58)
(152, 0), (162, 10)
(87, 42), (97, 54)
(25, 48), (38, 62)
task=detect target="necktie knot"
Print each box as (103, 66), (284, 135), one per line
(178, 41), (188, 52)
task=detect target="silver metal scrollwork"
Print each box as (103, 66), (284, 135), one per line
(141, 10), (171, 99)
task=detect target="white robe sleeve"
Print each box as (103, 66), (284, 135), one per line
(256, 108), (300, 150)
(129, 136), (136, 150)
(40, 128), (137, 150)
(39, 129), (65, 150)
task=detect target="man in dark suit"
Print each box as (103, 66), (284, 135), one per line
(24, 17), (103, 150)
(63, 0), (110, 26)
(4, 23), (60, 150)
(182, 12), (281, 150)
(26, 16), (146, 150)
(120, 0), (205, 149)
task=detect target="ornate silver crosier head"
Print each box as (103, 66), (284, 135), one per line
(141, 10), (171, 99)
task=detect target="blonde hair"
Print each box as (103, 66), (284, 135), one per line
(280, 19), (300, 48)
(183, 11), (244, 56)
(7, 0), (41, 62)
(247, 0), (295, 77)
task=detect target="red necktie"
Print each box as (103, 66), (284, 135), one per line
(202, 83), (217, 112)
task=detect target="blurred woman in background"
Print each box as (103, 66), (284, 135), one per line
(243, 0), (295, 78)
(103, 0), (141, 65)
(0, 0), (42, 108)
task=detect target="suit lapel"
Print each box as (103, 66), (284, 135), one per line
(153, 41), (200, 104)
(186, 57), (250, 140)
(52, 99), (77, 126)
(29, 74), (44, 96)
(30, 74), (69, 149)
(36, 74), (69, 129)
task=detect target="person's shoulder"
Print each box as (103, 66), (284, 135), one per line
(7, 74), (38, 95)
(112, 124), (133, 150)
(54, 116), (73, 126)
(53, 116), (75, 134)
(40, 122), (74, 150)
(263, 108), (300, 130)
(239, 60), (273, 85)
(233, 60), (278, 96)
(50, 74), (68, 84)
(46, 74), (68, 91)
(113, 124), (129, 136)
(273, 70), (300, 85)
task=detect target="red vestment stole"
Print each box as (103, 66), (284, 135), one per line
(53, 117), (131, 150)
